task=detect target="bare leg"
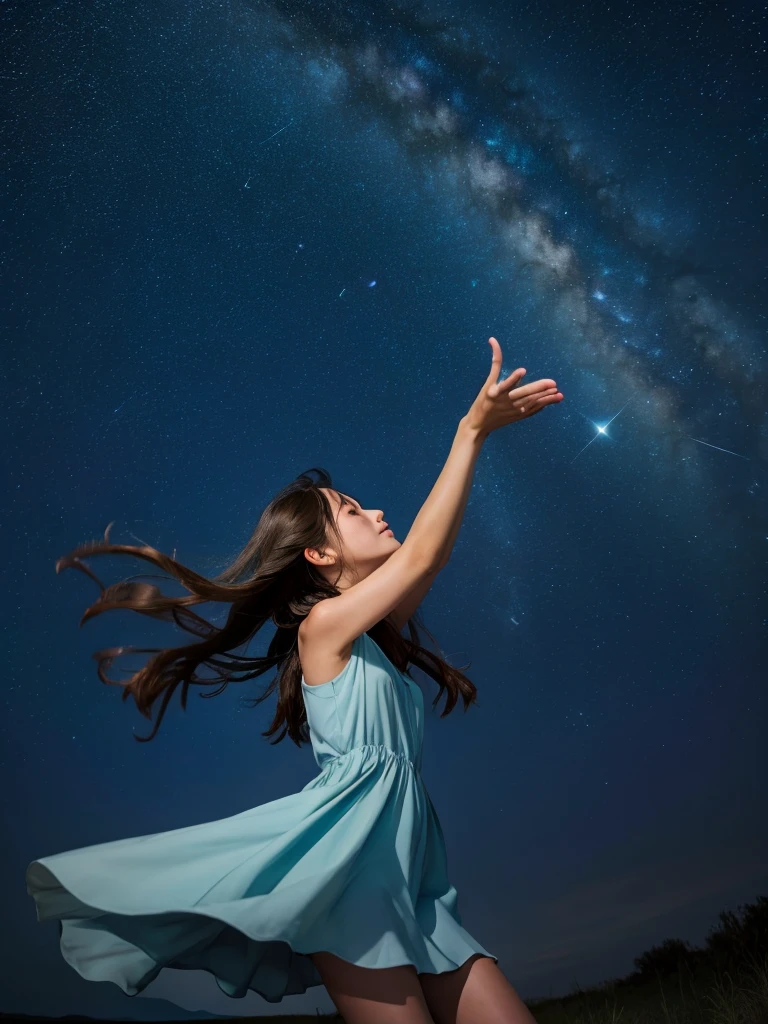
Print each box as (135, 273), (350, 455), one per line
(418, 953), (538, 1024)
(310, 950), (436, 1024)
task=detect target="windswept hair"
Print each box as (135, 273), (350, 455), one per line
(56, 467), (479, 744)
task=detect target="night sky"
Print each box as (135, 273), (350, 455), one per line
(3, 0), (766, 1019)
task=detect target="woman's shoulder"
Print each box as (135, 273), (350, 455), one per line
(298, 608), (357, 688)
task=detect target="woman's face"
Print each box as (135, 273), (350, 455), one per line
(317, 486), (400, 576)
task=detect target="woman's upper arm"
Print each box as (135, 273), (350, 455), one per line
(386, 570), (440, 633)
(305, 544), (437, 656)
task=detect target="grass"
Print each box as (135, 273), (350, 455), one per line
(525, 949), (768, 1024)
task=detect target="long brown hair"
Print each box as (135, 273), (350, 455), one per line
(56, 467), (479, 744)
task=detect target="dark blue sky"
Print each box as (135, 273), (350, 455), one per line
(3, 0), (766, 1018)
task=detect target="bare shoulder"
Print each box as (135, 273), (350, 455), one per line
(298, 605), (355, 688)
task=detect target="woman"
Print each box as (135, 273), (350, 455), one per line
(26, 336), (563, 1023)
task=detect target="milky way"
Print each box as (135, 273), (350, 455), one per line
(247, 0), (766, 478)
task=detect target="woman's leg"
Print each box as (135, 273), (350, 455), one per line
(418, 953), (538, 1024)
(310, 950), (437, 1024)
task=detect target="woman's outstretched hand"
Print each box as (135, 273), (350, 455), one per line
(465, 336), (563, 438)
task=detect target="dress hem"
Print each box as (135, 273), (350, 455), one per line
(31, 861), (497, 1004)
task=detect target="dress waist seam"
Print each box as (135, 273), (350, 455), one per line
(321, 743), (420, 775)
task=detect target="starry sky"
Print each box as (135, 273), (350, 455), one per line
(3, 0), (766, 1019)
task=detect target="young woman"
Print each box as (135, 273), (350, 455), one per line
(26, 337), (563, 1023)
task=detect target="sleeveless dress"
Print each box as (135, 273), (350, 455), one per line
(25, 630), (497, 1004)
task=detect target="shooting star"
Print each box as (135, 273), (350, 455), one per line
(244, 120), (296, 186)
(684, 436), (749, 460)
(258, 119), (294, 145)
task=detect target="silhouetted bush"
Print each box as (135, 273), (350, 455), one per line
(634, 937), (696, 977)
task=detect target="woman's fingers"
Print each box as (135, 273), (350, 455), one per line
(497, 369), (551, 392)
(486, 337), (504, 386)
(503, 376), (558, 399)
(514, 390), (563, 418)
(511, 384), (560, 401)
(477, 337), (563, 429)
(499, 367), (527, 391)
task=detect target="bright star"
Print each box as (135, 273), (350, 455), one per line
(570, 398), (635, 463)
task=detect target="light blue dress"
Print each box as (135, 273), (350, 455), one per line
(26, 630), (497, 1003)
